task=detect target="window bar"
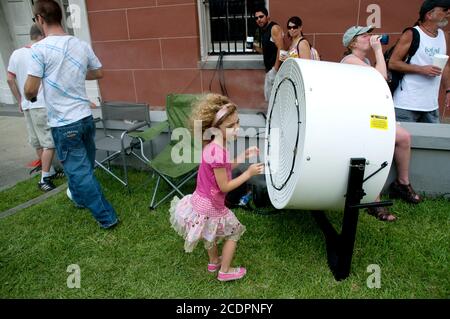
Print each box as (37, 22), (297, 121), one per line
(209, 1), (215, 54)
(218, 0), (222, 54)
(244, 0), (248, 53)
(233, 4), (238, 53)
(218, 18), (222, 53)
(225, 0), (231, 54)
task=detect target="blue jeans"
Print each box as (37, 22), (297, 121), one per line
(51, 116), (118, 228)
(395, 108), (440, 123)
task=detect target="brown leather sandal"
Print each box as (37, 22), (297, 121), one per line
(367, 206), (397, 222)
(390, 180), (422, 204)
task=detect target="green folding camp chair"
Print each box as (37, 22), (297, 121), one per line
(128, 94), (202, 209)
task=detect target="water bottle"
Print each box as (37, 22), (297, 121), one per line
(239, 191), (252, 206)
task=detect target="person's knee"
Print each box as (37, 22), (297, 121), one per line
(396, 128), (411, 148)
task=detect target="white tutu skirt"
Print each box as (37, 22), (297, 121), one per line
(169, 194), (246, 252)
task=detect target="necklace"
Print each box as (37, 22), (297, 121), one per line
(421, 25), (438, 36)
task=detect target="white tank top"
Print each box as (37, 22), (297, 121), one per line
(393, 26), (446, 112)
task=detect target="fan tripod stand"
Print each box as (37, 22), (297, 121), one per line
(313, 158), (392, 281)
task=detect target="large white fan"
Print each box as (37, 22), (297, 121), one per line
(265, 58), (396, 211)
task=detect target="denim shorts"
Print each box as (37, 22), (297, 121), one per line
(395, 108), (440, 123)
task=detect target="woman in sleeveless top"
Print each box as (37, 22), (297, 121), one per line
(341, 25), (422, 222)
(285, 16), (311, 60)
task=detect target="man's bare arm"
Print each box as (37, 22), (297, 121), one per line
(389, 30), (441, 77)
(271, 25), (284, 71)
(24, 75), (41, 101)
(86, 68), (103, 80)
(441, 33), (450, 109)
(6, 73), (22, 108)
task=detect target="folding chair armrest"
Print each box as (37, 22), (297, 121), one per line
(94, 117), (108, 136)
(127, 121), (169, 142)
(125, 121), (150, 134)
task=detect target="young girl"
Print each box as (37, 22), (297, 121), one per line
(170, 93), (264, 282)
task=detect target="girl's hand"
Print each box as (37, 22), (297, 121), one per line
(247, 163), (265, 177)
(244, 146), (259, 159)
(370, 35), (382, 52)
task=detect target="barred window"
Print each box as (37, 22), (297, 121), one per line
(202, 0), (266, 55)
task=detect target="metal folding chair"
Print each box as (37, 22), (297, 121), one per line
(95, 101), (151, 189)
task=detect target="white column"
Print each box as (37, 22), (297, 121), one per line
(0, 3), (15, 104)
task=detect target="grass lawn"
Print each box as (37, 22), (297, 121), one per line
(0, 169), (449, 298)
(0, 174), (66, 212)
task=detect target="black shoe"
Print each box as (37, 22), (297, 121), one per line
(50, 170), (65, 179)
(38, 177), (56, 192)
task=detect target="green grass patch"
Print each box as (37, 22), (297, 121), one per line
(0, 174), (66, 212)
(0, 169), (449, 298)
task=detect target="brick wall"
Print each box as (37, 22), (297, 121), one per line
(87, 0), (447, 114)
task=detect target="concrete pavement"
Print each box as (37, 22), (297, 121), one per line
(0, 113), (38, 191)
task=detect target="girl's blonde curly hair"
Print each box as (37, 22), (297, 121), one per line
(190, 93), (237, 142)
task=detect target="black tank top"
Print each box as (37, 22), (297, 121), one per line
(261, 21), (278, 72)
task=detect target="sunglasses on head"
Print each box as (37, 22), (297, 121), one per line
(287, 25), (299, 30)
(255, 15), (265, 20)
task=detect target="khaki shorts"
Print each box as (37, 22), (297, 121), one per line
(23, 108), (55, 149)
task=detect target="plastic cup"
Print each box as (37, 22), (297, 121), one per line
(433, 54), (449, 70)
(246, 36), (254, 49)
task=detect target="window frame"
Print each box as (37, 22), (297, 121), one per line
(197, 0), (268, 69)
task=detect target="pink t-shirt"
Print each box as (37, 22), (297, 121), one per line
(194, 142), (232, 213)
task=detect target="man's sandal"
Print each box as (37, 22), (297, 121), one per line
(367, 206), (397, 222)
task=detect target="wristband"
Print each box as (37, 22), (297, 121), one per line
(446, 89), (450, 94)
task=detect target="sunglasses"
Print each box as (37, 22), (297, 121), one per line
(287, 25), (299, 30)
(32, 14), (42, 23)
(255, 15), (265, 20)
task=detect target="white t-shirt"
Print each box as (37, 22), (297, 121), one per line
(7, 46), (46, 110)
(393, 26), (446, 112)
(28, 35), (102, 127)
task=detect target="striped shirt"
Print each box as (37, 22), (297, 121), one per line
(28, 35), (102, 127)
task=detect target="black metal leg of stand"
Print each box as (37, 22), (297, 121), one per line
(313, 211), (339, 271)
(313, 158), (367, 281)
(337, 158), (367, 280)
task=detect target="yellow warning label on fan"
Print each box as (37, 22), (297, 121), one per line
(370, 115), (388, 130)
